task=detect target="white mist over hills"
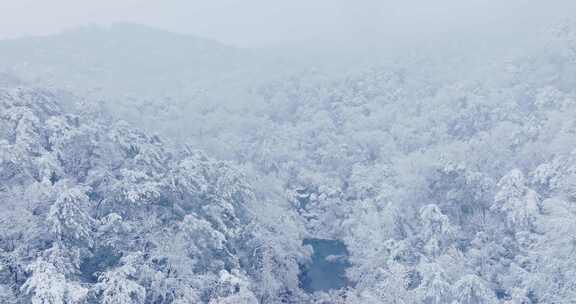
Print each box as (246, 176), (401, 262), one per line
(2, 0), (576, 47)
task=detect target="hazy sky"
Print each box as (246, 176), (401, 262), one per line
(1, 0), (575, 47)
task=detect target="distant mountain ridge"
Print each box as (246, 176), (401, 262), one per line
(0, 23), (254, 97)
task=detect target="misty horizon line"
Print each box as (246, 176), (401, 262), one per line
(0, 20), (565, 52)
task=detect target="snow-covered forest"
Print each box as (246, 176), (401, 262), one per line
(2, 8), (576, 304)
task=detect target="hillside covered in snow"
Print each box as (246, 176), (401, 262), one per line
(2, 22), (576, 303)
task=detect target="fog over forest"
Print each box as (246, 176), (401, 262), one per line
(2, 1), (576, 303)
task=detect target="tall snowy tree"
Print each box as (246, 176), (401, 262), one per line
(21, 258), (87, 304)
(492, 169), (542, 232)
(47, 183), (94, 246)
